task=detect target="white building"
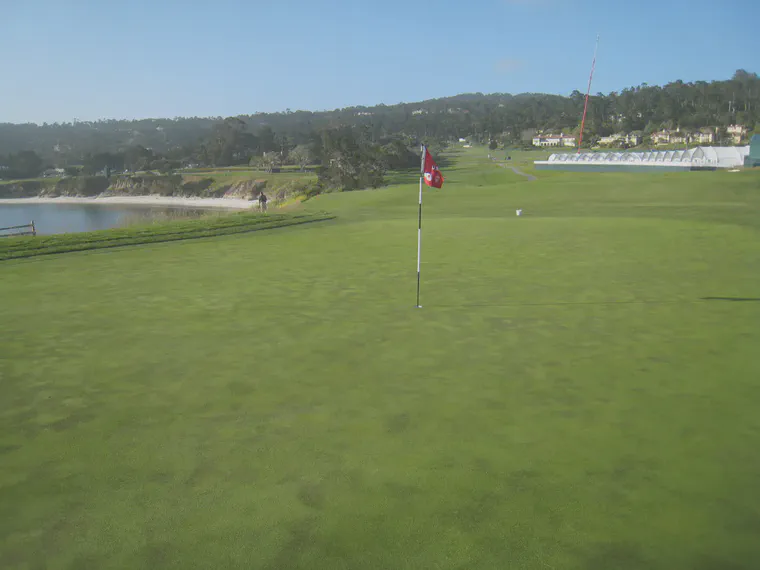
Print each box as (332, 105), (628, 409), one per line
(535, 145), (750, 171)
(727, 125), (747, 144)
(599, 134), (624, 146)
(599, 133), (642, 147)
(533, 134), (576, 148)
(652, 131), (672, 145)
(653, 130), (690, 145)
(692, 130), (716, 145)
(652, 128), (719, 146)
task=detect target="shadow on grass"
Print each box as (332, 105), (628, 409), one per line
(430, 297), (760, 309)
(433, 300), (692, 308)
(701, 297), (760, 302)
(433, 298), (760, 308)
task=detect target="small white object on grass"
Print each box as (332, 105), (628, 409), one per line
(516, 209), (522, 216)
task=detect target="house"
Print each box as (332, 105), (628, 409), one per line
(599, 133), (642, 147)
(727, 125), (747, 145)
(533, 135), (560, 147)
(653, 130), (690, 145)
(533, 133), (576, 148)
(653, 129), (690, 145)
(692, 129), (716, 145)
(652, 131), (672, 145)
(599, 134), (624, 146)
(561, 135), (576, 147)
(653, 128), (720, 146)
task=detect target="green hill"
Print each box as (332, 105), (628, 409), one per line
(1, 70), (758, 162)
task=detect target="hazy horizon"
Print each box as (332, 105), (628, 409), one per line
(4, 68), (758, 128)
(2, 0), (759, 124)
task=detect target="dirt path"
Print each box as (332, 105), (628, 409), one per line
(503, 165), (537, 181)
(489, 157), (538, 181)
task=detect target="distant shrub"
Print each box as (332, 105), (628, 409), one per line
(55, 176), (110, 197)
(105, 174), (182, 196)
(180, 178), (214, 196)
(0, 181), (42, 198)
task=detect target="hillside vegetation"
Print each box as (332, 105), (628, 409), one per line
(1, 70), (758, 180)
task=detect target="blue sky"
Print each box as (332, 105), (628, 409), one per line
(2, 0), (758, 124)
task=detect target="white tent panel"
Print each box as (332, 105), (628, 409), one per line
(539, 146), (750, 169)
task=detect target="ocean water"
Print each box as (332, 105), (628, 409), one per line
(0, 203), (209, 235)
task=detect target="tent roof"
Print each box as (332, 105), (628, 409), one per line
(544, 146), (749, 168)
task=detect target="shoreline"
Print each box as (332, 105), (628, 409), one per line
(0, 195), (255, 210)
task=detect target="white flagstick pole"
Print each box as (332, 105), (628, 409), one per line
(416, 144), (425, 308)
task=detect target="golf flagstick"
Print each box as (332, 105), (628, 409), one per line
(416, 145), (444, 308)
(416, 145), (425, 308)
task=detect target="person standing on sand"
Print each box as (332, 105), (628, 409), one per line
(258, 191), (268, 213)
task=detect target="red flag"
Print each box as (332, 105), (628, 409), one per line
(423, 148), (444, 188)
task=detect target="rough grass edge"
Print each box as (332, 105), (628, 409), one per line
(0, 212), (335, 262)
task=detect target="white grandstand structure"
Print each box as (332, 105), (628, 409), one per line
(535, 145), (750, 172)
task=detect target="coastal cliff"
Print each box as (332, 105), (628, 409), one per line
(0, 174), (315, 203)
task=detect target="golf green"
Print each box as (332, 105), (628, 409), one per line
(2, 149), (759, 569)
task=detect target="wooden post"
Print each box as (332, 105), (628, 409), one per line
(31, 221), (36, 236)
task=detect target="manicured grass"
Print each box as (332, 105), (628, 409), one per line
(2, 150), (760, 569)
(0, 177), (62, 186)
(0, 212), (332, 261)
(183, 165), (310, 174)
(181, 169), (318, 197)
(182, 168), (316, 184)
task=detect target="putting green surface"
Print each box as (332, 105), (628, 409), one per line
(2, 149), (760, 569)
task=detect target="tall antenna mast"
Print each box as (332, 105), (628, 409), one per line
(577, 35), (600, 153)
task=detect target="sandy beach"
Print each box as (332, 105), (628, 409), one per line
(0, 195), (256, 210)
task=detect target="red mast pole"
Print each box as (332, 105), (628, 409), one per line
(577, 35), (600, 153)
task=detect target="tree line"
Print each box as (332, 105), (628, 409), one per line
(0, 121), (425, 193)
(1, 70), (758, 187)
